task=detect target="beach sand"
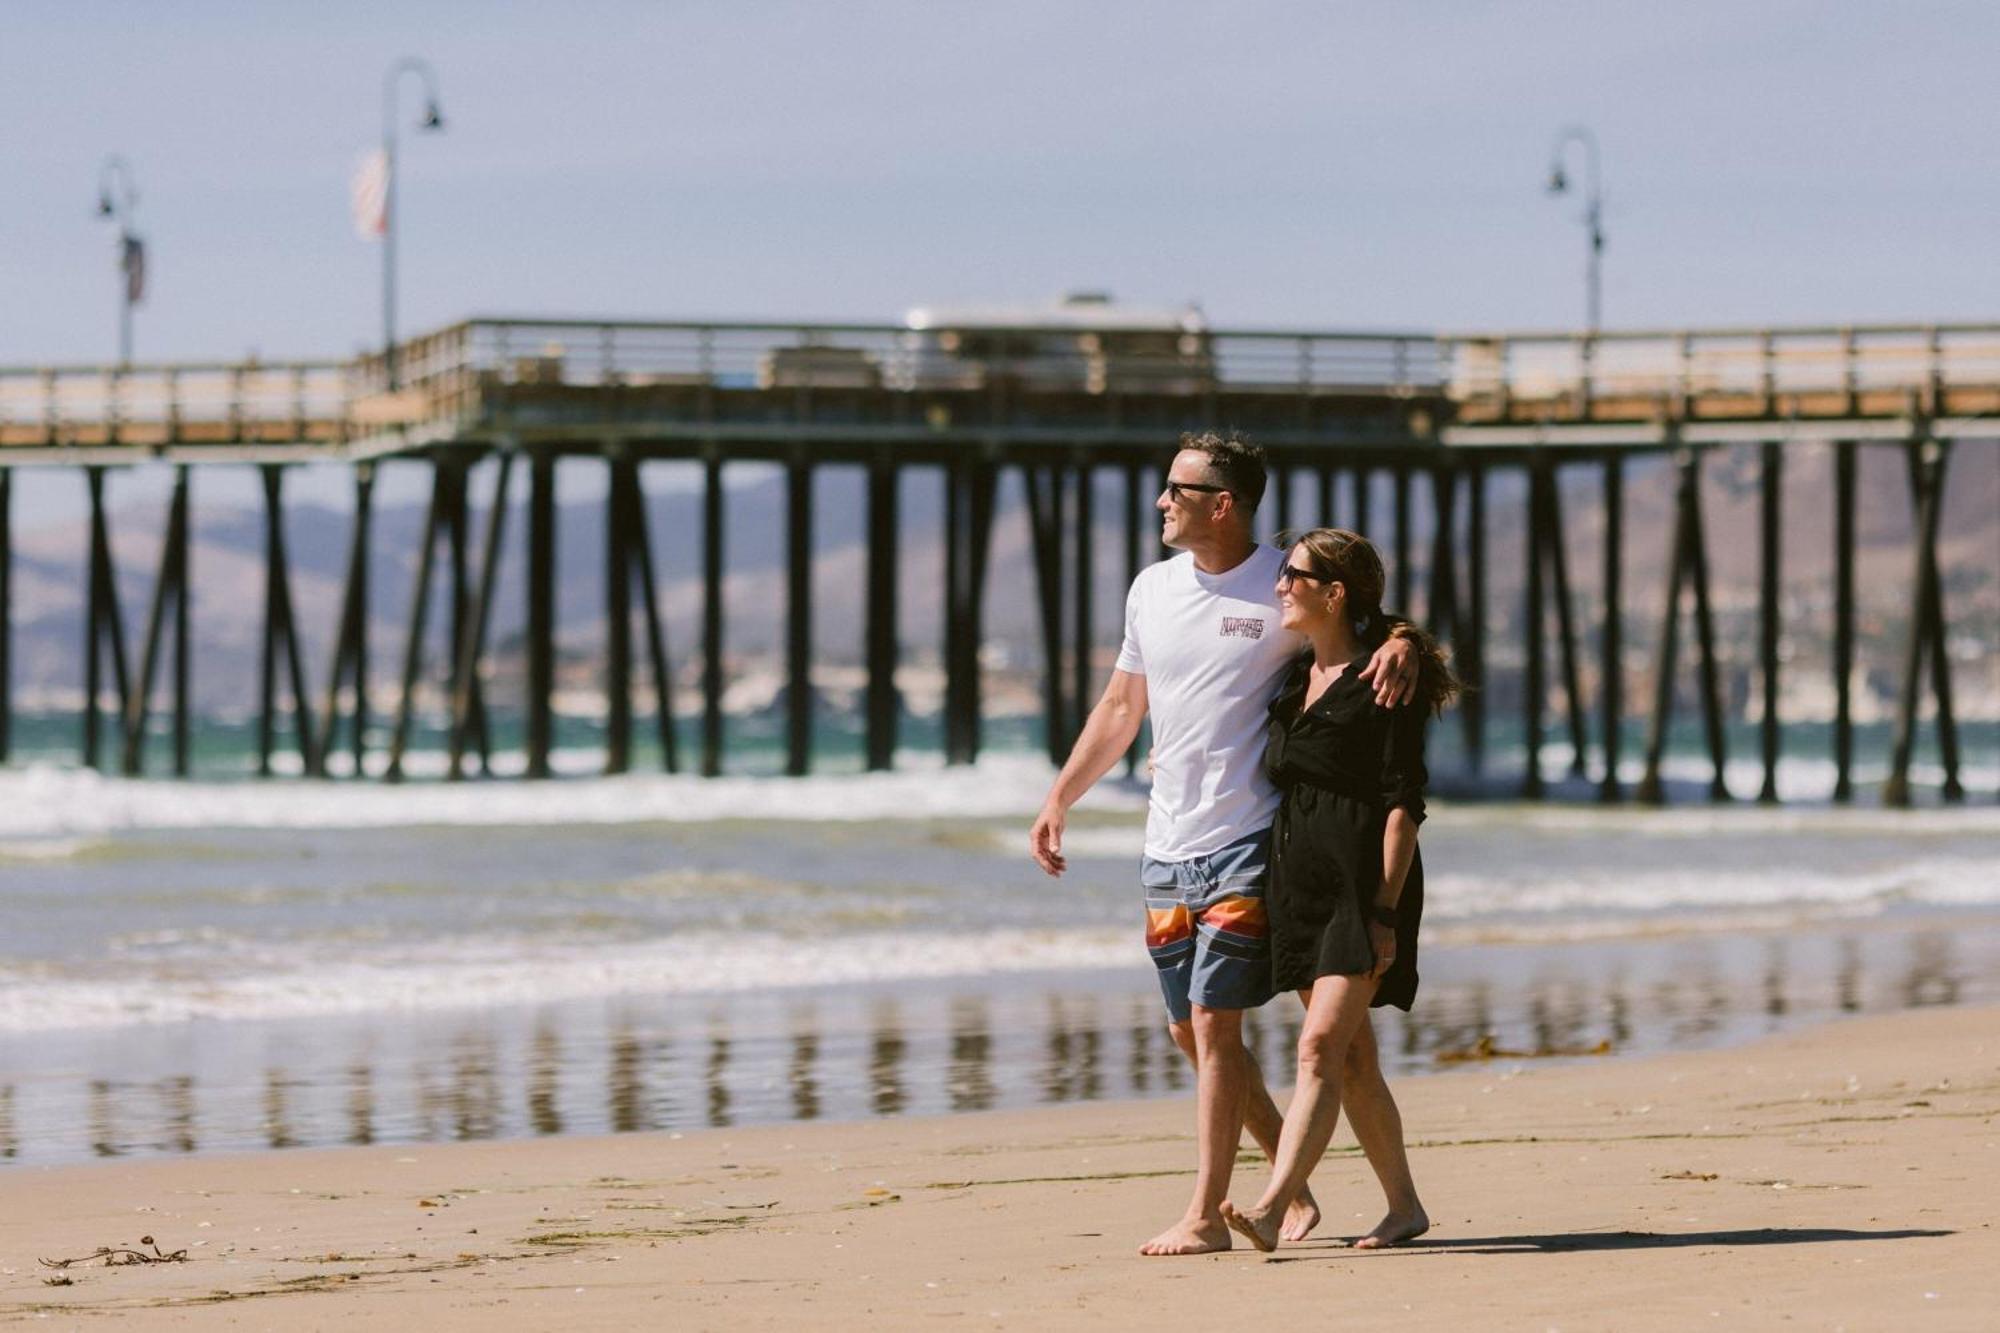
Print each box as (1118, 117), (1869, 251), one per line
(2, 1005), (1993, 1329)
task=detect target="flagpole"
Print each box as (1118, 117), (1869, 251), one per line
(381, 58), (445, 391)
(95, 155), (139, 367)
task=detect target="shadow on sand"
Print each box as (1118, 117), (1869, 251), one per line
(1264, 1227), (1952, 1261)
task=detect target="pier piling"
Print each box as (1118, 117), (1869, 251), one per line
(1072, 458), (1095, 742)
(317, 466), (373, 776)
(525, 452), (556, 779)
(785, 456), (813, 777)
(701, 453), (724, 778)
(1832, 442), (1857, 802)
(83, 467), (132, 772)
(1462, 463), (1488, 771)
(449, 452), (513, 780)
(1758, 442), (1783, 804)
(256, 465), (318, 778)
(1599, 454), (1624, 801)
(864, 455), (899, 771)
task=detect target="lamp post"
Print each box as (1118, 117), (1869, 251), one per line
(95, 155), (143, 366)
(1545, 126), (1604, 336)
(380, 57), (445, 390)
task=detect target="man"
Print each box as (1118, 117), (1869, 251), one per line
(1029, 432), (1417, 1256)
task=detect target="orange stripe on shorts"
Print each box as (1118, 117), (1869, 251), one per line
(1199, 895), (1267, 937)
(1145, 905), (1192, 948)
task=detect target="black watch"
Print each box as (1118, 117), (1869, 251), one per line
(1370, 903), (1400, 929)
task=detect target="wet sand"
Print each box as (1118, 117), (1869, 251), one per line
(1, 1005), (1993, 1329)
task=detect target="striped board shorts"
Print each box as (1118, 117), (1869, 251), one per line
(1141, 827), (1275, 1023)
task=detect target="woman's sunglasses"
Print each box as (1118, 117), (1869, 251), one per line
(1277, 563), (1330, 588)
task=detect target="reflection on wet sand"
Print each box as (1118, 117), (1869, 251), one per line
(159, 1075), (196, 1155)
(346, 1064), (374, 1146)
(706, 1028), (731, 1128)
(4, 925), (1989, 1163)
(609, 1027), (644, 1134)
(789, 1017), (820, 1121)
(1042, 997), (1102, 1104)
(1125, 1003), (1153, 1094)
(1763, 941), (1789, 1017)
(1903, 935), (1960, 1007)
(264, 1069), (300, 1150)
(529, 1027), (563, 1136)
(451, 1034), (501, 1141)
(871, 1002), (907, 1116)
(949, 998), (995, 1113)
(89, 1080), (120, 1158)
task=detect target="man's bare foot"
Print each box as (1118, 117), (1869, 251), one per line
(1219, 1200), (1281, 1254)
(1352, 1205), (1430, 1249)
(1138, 1216), (1231, 1256)
(1281, 1187), (1321, 1243)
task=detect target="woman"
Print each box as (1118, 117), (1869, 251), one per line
(1222, 527), (1458, 1253)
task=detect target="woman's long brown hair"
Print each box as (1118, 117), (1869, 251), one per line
(1287, 527), (1463, 717)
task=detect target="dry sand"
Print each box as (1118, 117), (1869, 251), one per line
(2, 1005), (1994, 1329)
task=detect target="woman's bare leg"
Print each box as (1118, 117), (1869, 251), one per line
(1339, 1014), (1429, 1247)
(1220, 974), (1375, 1252)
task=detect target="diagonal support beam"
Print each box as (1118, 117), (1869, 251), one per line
(122, 467), (191, 776)
(449, 452), (516, 780)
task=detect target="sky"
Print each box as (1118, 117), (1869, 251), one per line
(3, 1), (1997, 519)
(6, 0), (1998, 370)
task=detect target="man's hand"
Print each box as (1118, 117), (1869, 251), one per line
(1358, 634), (1418, 707)
(1030, 802), (1068, 877)
(1367, 921), (1398, 979)
(1029, 670), (1144, 879)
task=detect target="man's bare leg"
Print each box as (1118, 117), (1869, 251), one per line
(1220, 976), (1373, 1252)
(1340, 1015), (1428, 1247)
(1139, 1005), (1248, 1256)
(1167, 1019), (1319, 1241)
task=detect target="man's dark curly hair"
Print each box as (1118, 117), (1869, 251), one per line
(1180, 431), (1267, 514)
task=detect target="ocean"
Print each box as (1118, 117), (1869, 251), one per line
(1, 721), (1996, 1166)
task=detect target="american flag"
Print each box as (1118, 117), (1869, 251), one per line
(351, 149), (389, 240)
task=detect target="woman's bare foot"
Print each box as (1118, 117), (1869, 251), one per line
(1352, 1204), (1430, 1249)
(1281, 1188), (1321, 1243)
(1138, 1216), (1232, 1256)
(1219, 1200), (1282, 1253)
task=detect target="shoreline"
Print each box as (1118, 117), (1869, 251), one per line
(3, 1003), (1994, 1327)
(5, 906), (1995, 1169)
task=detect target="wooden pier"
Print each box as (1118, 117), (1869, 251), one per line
(0, 315), (1992, 802)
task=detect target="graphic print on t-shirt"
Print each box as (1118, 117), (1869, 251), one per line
(1220, 616), (1266, 640)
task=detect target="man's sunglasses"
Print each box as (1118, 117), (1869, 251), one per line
(1277, 563), (1330, 588)
(1162, 479), (1229, 503)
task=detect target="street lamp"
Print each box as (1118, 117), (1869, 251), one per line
(1545, 125), (1604, 336)
(95, 155), (144, 366)
(380, 57), (445, 389)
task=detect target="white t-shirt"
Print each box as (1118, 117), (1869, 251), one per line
(1114, 545), (1304, 862)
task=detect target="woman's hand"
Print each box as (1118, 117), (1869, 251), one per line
(1367, 921), (1397, 978)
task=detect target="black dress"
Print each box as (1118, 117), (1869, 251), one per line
(1263, 649), (1428, 1009)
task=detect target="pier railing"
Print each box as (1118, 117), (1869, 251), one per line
(1440, 323), (2000, 423)
(5, 318), (2000, 454)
